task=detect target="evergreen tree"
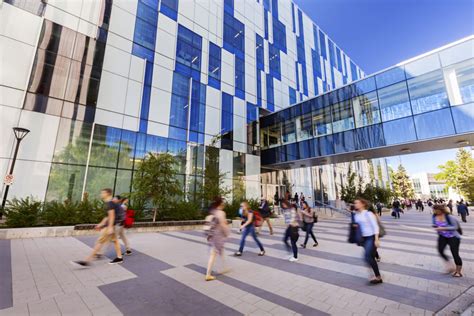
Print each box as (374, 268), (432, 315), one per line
(390, 164), (415, 199)
(436, 148), (474, 201)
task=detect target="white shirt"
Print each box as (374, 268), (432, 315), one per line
(354, 210), (379, 237)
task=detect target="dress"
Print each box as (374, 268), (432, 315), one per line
(207, 210), (227, 254)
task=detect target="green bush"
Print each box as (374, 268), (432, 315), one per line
(159, 201), (203, 221)
(74, 199), (104, 224)
(5, 197), (43, 228)
(42, 200), (76, 226)
(223, 198), (261, 220)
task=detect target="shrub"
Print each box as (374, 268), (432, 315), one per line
(159, 201), (203, 221)
(42, 200), (76, 226)
(74, 199), (104, 224)
(5, 197), (43, 228)
(224, 199), (241, 219)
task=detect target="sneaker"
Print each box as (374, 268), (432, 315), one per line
(124, 250), (132, 256)
(289, 257), (299, 262)
(71, 260), (90, 268)
(313, 242), (319, 247)
(369, 278), (383, 285)
(258, 251), (265, 256)
(300, 244), (306, 248)
(94, 254), (104, 259)
(234, 252), (242, 256)
(109, 257), (124, 265)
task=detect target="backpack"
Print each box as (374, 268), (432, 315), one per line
(433, 214), (463, 235)
(123, 209), (135, 228)
(253, 210), (263, 227)
(204, 214), (219, 240)
(313, 210), (318, 223)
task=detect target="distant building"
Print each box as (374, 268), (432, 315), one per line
(411, 172), (460, 201)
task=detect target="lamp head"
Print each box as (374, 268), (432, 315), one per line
(13, 127), (30, 141)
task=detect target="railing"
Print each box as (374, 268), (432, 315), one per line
(313, 200), (351, 217)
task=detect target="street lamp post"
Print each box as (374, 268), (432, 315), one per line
(1, 127), (30, 218)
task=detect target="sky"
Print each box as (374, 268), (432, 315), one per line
(293, 0), (473, 174)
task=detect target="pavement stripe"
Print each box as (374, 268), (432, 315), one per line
(186, 264), (330, 316)
(0, 240), (12, 310)
(163, 232), (450, 311)
(75, 236), (242, 316)
(183, 229), (473, 288)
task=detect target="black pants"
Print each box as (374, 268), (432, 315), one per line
(303, 222), (317, 245)
(362, 236), (381, 277)
(460, 213), (467, 223)
(438, 236), (462, 266)
(284, 226), (299, 258)
(377, 209), (382, 216)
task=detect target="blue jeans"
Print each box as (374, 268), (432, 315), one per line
(239, 225), (264, 252)
(303, 222), (317, 245)
(362, 235), (380, 277)
(284, 226), (299, 258)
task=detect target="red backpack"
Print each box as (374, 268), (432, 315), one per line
(124, 209), (135, 228)
(253, 210), (263, 227)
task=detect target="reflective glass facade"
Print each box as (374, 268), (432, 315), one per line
(1, 0), (363, 203)
(261, 38), (474, 166)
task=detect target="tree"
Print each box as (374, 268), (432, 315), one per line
(436, 148), (474, 201)
(340, 163), (358, 203)
(391, 164), (415, 199)
(132, 153), (183, 222)
(197, 139), (231, 205)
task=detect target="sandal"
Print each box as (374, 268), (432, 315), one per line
(205, 275), (216, 281)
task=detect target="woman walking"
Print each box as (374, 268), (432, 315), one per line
(205, 197), (230, 281)
(300, 201), (318, 248)
(353, 198), (383, 284)
(432, 204), (463, 277)
(282, 200), (300, 262)
(235, 201), (265, 257)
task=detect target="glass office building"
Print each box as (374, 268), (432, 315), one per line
(1, 0), (365, 203)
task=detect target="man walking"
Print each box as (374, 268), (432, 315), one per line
(457, 200), (469, 223)
(72, 188), (124, 267)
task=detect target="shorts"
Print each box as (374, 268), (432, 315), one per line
(97, 225), (121, 244)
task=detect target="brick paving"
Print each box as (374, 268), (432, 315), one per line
(0, 209), (472, 315)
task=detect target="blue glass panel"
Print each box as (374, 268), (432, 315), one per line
(266, 73), (274, 109)
(221, 92), (233, 133)
(168, 126), (187, 141)
(246, 102), (258, 123)
(224, 0), (233, 15)
(378, 81), (413, 121)
(160, 0), (178, 20)
(169, 94), (189, 129)
(353, 77), (376, 96)
(261, 148), (277, 165)
(271, 0), (278, 17)
(264, 10), (269, 40)
(295, 61), (300, 91)
(350, 61), (358, 81)
(134, 133), (147, 161)
(383, 117), (417, 145)
(336, 46), (343, 72)
(289, 87), (296, 105)
(355, 124), (385, 150)
(133, 18), (157, 52)
(333, 131), (355, 153)
(375, 67), (406, 89)
(272, 17), (286, 53)
(208, 42), (221, 81)
(319, 30), (327, 59)
(146, 135), (167, 154)
(414, 108), (455, 139)
(451, 103), (474, 133)
(328, 40), (335, 68)
(286, 143), (299, 161)
(263, 0), (270, 10)
(235, 56), (245, 96)
(256, 71), (262, 107)
(291, 3), (296, 32)
(313, 26), (319, 55)
(316, 135), (335, 156)
(301, 64), (308, 96)
(407, 70), (449, 115)
(167, 139), (187, 155)
(269, 44), (281, 80)
(297, 9), (304, 39)
(312, 50), (322, 78)
(256, 34), (264, 70)
(137, 2), (158, 26)
(172, 72), (190, 97)
(298, 140), (314, 159)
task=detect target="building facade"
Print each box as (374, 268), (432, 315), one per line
(411, 172), (462, 201)
(1, 0), (365, 203)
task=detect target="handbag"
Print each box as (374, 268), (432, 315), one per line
(348, 212), (363, 244)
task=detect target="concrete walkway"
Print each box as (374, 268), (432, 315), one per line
(0, 210), (472, 315)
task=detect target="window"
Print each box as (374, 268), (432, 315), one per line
(89, 125), (122, 168)
(378, 81), (412, 121)
(46, 164), (86, 202)
(235, 56), (245, 98)
(53, 118), (92, 164)
(414, 108), (455, 139)
(268, 124), (281, 147)
(169, 72), (190, 129)
(208, 42), (221, 81)
(269, 44), (280, 79)
(160, 0), (179, 20)
(353, 77), (376, 96)
(176, 25), (202, 73)
(38, 21), (76, 58)
(319, 30), (327, 59)
(296, 113), (313, 141)
(313, 106), (332, 136)
(375, 67), (406, 89)
(353, 91), (381, 127)
(272, 17), (287, 53)
(355, 125), (385, 150)
(331, 100), (354, 133)
(223, 13), (244, 55)
(443, 59), (474, 106)
(133, 18), (157, 51)
(256, 35), (264, 70)
(282, 120), (296, 144)
(451, 103), (474, 133)
(408, 69), (449, 114)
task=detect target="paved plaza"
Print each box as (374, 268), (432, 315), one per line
(0, 210), (472, 316)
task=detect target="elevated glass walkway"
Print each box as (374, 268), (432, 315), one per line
(260, 36), (474, 169)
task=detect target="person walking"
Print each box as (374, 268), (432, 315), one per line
(281, 200), (300, 262)
(205, 197), (230, 281)
(457, 200), (469, 223)
(234, 201), (265, 256)
(392, 199), (401, 219)
(376, 202), (383, 217)
(447, 200), (453, 214)
(300, 201), (318, 248)
(72, 188), (124, 267)
(113, 196), (132, 256)
(258, 198), (273, 235)
(432, 204), (463, 277)
(353, 198), (383, 284)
